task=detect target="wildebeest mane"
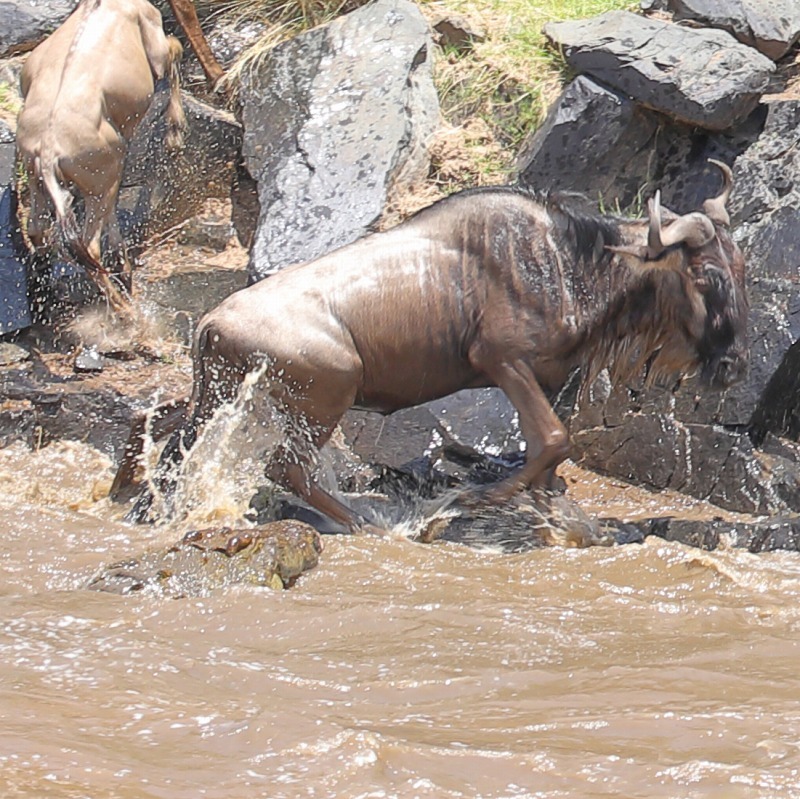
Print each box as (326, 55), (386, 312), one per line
(420, 184), (623, 265)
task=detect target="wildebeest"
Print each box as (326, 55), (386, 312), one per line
(15, 0), (186, 317)
(114, 161), (748, 533)
(165, 0), (224, 86)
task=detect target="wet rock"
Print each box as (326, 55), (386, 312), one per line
(643, 515), (800, 552)
(573, 414), (800, 515)
(238, 0), (440, 281)
(0, 186), (31, 336)
(0, 119), (15, 186)
(0, 369), (142, 456)
(118, 94), (242, 246)
(517, 73), (764, 211)
(0, 341), (29, 365)
(750, 342), (800, 443)
(86, 520), (322, 597)
(667, 0), (800, 60)
(0, 0), (75, 57)
(421, 492), (611, 551)
(176, 214), (234, 250)
(73, 346), (106, 374)
(544, 11), (774, 130)
(341, 387), (525, 474)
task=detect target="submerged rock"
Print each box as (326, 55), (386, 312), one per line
(86, 520), (322, 597)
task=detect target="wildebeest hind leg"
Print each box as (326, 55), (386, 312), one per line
(111, 397), (190, 502)
(267, 411), (378, 535)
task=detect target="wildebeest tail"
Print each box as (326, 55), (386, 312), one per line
(164, 35), (186, 150)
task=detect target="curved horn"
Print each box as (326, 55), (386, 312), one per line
(647, 191), (664, 259)
(702, 158), (733, 227)
(647, 188), (716, 257)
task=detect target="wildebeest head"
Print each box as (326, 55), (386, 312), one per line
(613, 160), (748, 390)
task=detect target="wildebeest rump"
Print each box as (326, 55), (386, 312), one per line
(15, 0), (186, 317)
(114, 161), (748, 533)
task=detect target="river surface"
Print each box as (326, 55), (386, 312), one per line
(2, 441), (800, 798)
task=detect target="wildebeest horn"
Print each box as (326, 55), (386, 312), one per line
(647, 190), (715, 258)
(702, 158), (733, 227)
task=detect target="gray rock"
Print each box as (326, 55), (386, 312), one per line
(0, 186), (31, 335)
(0, 0), (75, 57)
(238, 0), (440, 281)
(0, 119), (15, 188)
(341, 387), (524, 472)
(668, 0), (800, 60)
(119, 93), (242, 246)
(73, 346), (106, 373)
(516, 76), (659, 203)
(544, 11), (774, 130)
(432, 12), (486, 52)
(516, 74), (763, 210)
(751, 341), (800, 443)
(645, 515), (800, 552)
(573, 413), (800, 515)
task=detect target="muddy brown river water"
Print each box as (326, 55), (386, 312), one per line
(2, 439), (800, 799)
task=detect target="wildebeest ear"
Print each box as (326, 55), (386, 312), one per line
(702, 159), (733, 227)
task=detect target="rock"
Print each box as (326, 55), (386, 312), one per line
(0, 186), (31, 335)
(0, 368), (144, 456)
(516, 75), (764, 212)
(644, 515), (800, 552)
(0, 0), (75, 57)
(667, 0), (800, 60)
(238, 0), (440, 281)
(0, 341), (29, 365)
(544, 11), (774, 130)
(73, 346), (106, 374)
(86, 521), (322, 597)
(750, 342), (800, 443)
(176, 214), (234, 250)
(573, 413), (800, 515)
(118, 93), (242, 246)
(431, 13), (486, 52)
(517, 76), (660, 204)
(177, 17), (267, 88)
(0, 119), (15, 187)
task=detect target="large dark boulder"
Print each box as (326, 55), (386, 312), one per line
(667, 0), (800, 61)
(516, 74), (763, 211)
(0, 0), (75, 57)
(0, 186), (30, 335)
(237, 0), (439, 281)
(544, 11), (774, 130)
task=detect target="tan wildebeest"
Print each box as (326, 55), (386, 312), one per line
(15, 0), (187, 317)
(114, 162), (748, 534)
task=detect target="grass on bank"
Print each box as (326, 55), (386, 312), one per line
(195, 0), (636, 186)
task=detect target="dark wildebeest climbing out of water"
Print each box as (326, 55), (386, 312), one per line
(15, 0), (187, 318)
(113, 161), (748, 533)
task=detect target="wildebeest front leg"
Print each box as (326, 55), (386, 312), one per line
(478, 358), (571, 503)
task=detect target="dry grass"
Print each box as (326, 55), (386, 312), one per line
(197, 0), (636, 186)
